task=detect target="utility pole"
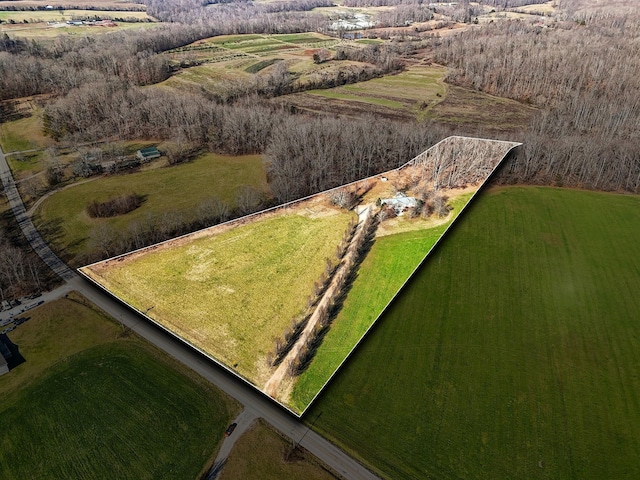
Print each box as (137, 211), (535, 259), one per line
(295, 411), (323, 450)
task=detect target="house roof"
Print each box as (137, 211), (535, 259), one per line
(380, 193), (418, 208)
(137, 147), (161, 157)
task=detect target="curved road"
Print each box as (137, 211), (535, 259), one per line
(0, 146), (380, 480)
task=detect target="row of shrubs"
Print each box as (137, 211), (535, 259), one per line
(286, 211), (379, 378)
(268, 218), (358, 367)
(86, 192), (143, 218)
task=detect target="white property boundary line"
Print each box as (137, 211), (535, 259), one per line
(78, 136), (522, 418)
(299, 138), (522, 416)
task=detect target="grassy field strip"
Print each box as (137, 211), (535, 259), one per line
(308, 89), (406, 109)
(292, 140), (521, 412)
(306, 65), (447, 113)
(309, 186), (640, 479)
(0, 21), (158, 38)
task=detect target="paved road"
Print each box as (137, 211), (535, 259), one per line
(0, 145), (381, 480)
(0, 148), (75, 281)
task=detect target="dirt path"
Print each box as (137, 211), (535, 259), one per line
(263, 204), (373, 400)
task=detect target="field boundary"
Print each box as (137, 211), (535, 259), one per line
(78, 136), (522, 417)
(299, 138), (521, 415)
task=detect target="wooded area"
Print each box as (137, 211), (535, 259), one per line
(1, 0), (639, 297)
(435, 11), (640, 191)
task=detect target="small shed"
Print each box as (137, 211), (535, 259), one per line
(136, 147), (161, 162)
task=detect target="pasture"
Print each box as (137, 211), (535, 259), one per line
(80, 203), (356, 386)
(35, 152), (268, 263)
(0, 293), (238, 479)
(220, 420), (337, 480)
(309, 187), (640, 479)
(0, 108), (54, 153)
(307, 65), (447, 114)
(0, 17), (158, 39)
(289, 65), (535, 130)
(0, 0), (146, 8)
(160, 33), (364, 97)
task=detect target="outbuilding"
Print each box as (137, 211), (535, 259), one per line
(136, 147), (161, 162)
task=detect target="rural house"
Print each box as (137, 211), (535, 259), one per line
(380, 192), (418, 215)
(136, 147), (161, 162)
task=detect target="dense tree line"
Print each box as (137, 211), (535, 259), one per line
(42, 79), (446, 198)
(266, 116), (446, 201)
(87, 193), (144, 218)
(0, 223), (49, 298)
(374, 5), (434, 27)
(142, 0), (328, 32)
(434, 14), (640, 192)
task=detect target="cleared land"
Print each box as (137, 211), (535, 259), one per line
(0, 0), (146, 8)
(0, 18), (158, 39)
(0, 108), (54, 153)
(35, 152), (268, 263)
(219, 420), (337, 480)
(0, 293), (239, 479)
(285, 65), (536, 131)
(81, 202), (356, 385)
(159, 33), (363, 98)
(309, 187), (640, 479)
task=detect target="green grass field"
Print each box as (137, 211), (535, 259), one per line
(0, 293), (239, 479)
(220, 420), (336, 480)
(308, 186), (640, 479)
(295, 65), (535, 130)
(35, 152), (268, 263)
(292, 193), (473, 411)
(161, 32), (342, 96)
(309, 65), (447, 111)
(81, 206), (355, 385)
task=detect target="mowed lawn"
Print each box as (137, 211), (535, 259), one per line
(35, 152), (268, 263)
(0, 294), (238, 479)
(308, 187), (640, 479)
(83, 208), (355, 385)
(292, 193), (473, 411)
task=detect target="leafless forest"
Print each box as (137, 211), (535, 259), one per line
(1, 0), (639, 297)
(436, 11), (640, 191)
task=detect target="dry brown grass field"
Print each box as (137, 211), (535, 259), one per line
(81, 195), (356, 386)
